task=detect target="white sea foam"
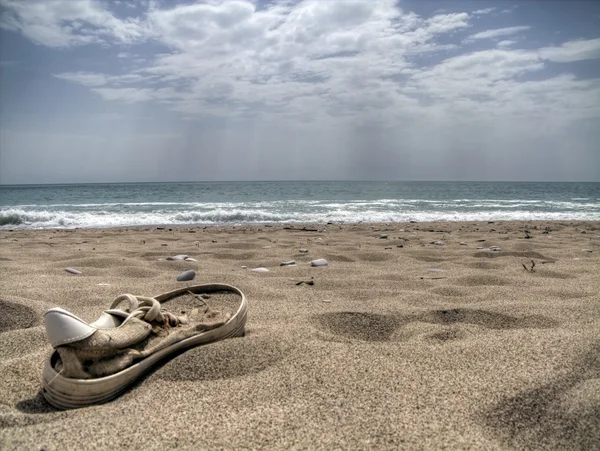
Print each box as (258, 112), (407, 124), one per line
(1, 201), (598, 230)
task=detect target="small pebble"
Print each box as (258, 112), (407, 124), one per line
(251, 267), (269, 273)
(176, 270), (196, 281)
(241, 266), (247, 269)
(459, 242), (467, 246)
(299, 249), (309, 253)
(321, 299), (333, 303)
(582, 249), (593, 253)
(431, 241), (445, 246)
(280, 260), (296, 266)
(428, 268), (445, 273)
(378, 234), (388, 239)
(311, 259), (328, 267)
(65, 268), (81, 275)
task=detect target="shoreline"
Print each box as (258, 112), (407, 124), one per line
(2, 218), (599, 234)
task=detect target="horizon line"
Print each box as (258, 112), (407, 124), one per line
(1, 179), (600, 187)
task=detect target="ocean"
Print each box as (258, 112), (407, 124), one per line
(0, 181), (598, 230)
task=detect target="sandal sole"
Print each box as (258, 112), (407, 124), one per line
(42, 283), (247, 409)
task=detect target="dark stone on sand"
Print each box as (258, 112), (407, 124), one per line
(65, 268), (82, 275)
(177, 270), (196, 281)
(280, 260), (296, 266)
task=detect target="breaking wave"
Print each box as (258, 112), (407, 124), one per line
(1, 197), (598, 230)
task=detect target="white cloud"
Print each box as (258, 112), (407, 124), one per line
(0, 0), (147, 47)
(94, 0), (470, 123)
(3, 0), (600, 131)
(54, 71), (110, 87)
(539, 38), (600, 62)
(91, 87), (154, 103)
(473, 8), (495, 15)
(424, 13), (470, 34)
(403, 47), (600, 127)
(53, 71), (152, 86)
(497, 40), (517, 48)
(466, 26), (530, 42)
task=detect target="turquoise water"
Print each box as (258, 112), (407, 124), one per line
(0, 181), (598, 229)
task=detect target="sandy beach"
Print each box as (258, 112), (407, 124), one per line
(0, 220), (599, 449)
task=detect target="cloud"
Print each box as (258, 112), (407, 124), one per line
(3, 0), (600, 132)
(406, 47), (600, 125)
(1, 0), (599, 183)
(53, 71), (152, 86)
(497, 40), (517, 47)
(53, 71), (110, 86)
(473, 8), (495, 15)
(465, 26), (530, 42)
(40, 0), (470, 125)
(538, 38), (600, 62)
(424, 13), (469, 34)
(0, 0), (147, 47)
(91, 87), (154, 103)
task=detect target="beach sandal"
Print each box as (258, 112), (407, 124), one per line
(41, 284), (247, 410)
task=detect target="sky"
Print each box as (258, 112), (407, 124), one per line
(0, 0), (599, 184)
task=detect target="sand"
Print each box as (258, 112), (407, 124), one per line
(0, 220), (599, 450)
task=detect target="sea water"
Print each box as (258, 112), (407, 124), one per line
(0, 181), (598, 229)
